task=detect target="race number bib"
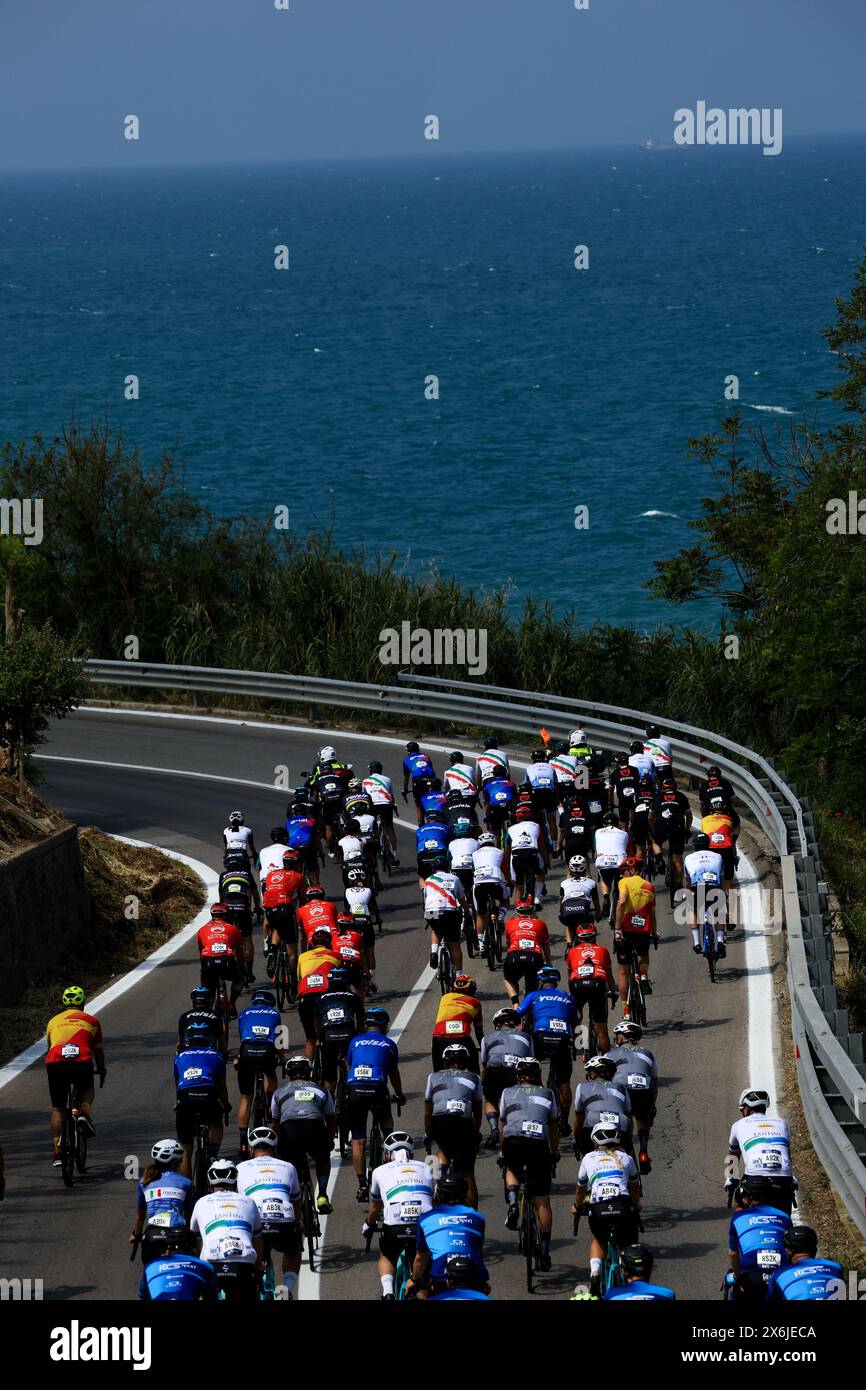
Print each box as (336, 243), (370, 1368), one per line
(307, 974), (324, 988)
(578, 965), (594, 978)
(445, 1020), (464, 1035)
(761, 1150), (783, 1170)
(446, 1099), (465, 1113)
(251, 1025), (270, 1037)
(503, 1055), (521, 1067)
(548, 1018), (567, 1032)
(758, 1250), (781, 1268)
(353, 1066), (373, 1080)
(262, 1199), (286, 1217)
(148, 1212), (174, 1229)
(518, 938), (537, 951)
(630, 914), (646, 928)
(61, 1044), (81, 1059)
(294, 1089), (316, 1102)
(599, 1111), (619, 1126)
(589, 801), (602, 814)
(183, 1067), (203, 1081)
(211, 942), (227, 953)
(401, 1203), (422, 1221)
(521, 1120), (543, 1136)
(627, 1074), (650, 1090)
(327, 1009), (345, 1023)
(219, 1236), (244, 1258)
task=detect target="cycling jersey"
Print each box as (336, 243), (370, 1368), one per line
(702, 812), (735, 851)
(604, 1280), (675, 1301)
(262, 868), (304, 909)
(472, 845), (505, 885)
(618, 875), (655, 933)
(516, 988), (577, 1040)
(259, 844), (293, 880)
(297, 899), (339, 939)
(610, 766), (639, 806)
(448, 836), (479, 872)
(346, 1031), (399, 1085)
(237, 1004), (282, 1046)
(416, 822), (450, 857)
(236, 1155), (300, 1225)
(425, 1069), (482, 1119)
(345, 795), (373, 821)
(434, 992), (481, 1040)
(728, 1115), (793, 1178)
(316, 989), (362, 1039)
(581, 777), (608, 817)
(525, 762), (556, 791)
(286, 814), (316, 849)
(44, 1009), (102, 1065)
(594, 826), (630, 868)
(480, 1029), (532, 1069)
(345, 886), (375, 919)
(339, 834), (365, 861)
(654, 791), (688, 830)
(561, 874), (596, 904)
(574, 1080), (632, 1132)
(355, 813), (377, 839)
(504, 914), (549, 957)
(224, 825), (253, 852)
(566, 942), (614, 987)
(577, 1148), (637, 1200)
(403, 752), (435, 782)
(476, 750), (510, 783)
(197, 919), (243, 960)
(728, 1206), (790, 1275)
(271, 1078), (334, 1124)
(416, 1205), (487, 1283)
(174, 1047), (226, 1094)
(427, 1287), (491, 1300)
(329, 926), (365, 967)
(766, 1259), (845, 1301)
(550, 753), (579, 786)
(370, 1158), (434, 1226)
(139, 1254), (218, 1301)
(628, 753), (655, 781)
(604, 1044), (657, 1093)
(137, 1172), (194, 1228)
(420, 791), (448, 818)
(506, 821), (542, 855)
(499, 1082), (559, 1143)
(443, 763), (477, 795)
(219, 869), (254, 905)
(362, 773), (395, 806)
(482, 777), (515, 810)
(423, 871), (464, 917)
(643, 736), (672, 769)
(683, 849), (724, 885)
(191, 1193), (261, 1264)
(296, 946), (340, 996)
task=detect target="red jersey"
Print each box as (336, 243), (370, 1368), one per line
(504, 915), (549, 956)
(262, 868), (304, 909)
(297, 899), (340, 944)
(197, 919), (243, 960)
(330, 925), (365, 964)
(566, 942), (614, 988)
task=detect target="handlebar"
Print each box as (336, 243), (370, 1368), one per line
(129, 1233), (141, 1262)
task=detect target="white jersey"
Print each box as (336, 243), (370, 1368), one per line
(370, 1157), (434, 1227)
(472, 844), (505, 886)
(525, 761), (556, 790)
(444, 763), (477, 795)
(684, 849), (724, 885)
(345, 885), (374, 917)
(628, 753), (655, 781)
(577, 1148), (638, 1202)
(236, 1155), (301, 1226)
(339, 834), (364, 861)
(506, 821), (542, 854)
(191, 1192), (261, 1263)
(424, 870), (465, 917)
(549, 753), (579, 786)
(728, 1114), (793, 1179)
(644, 736), (672, 770)
(355, 813), (377, 839)
(476, 750), (510, 784)
(561, 874), (596, 902)
(258, 844), (289, 882)
(224, 825), (253, 852)
(362, 773), (394, 806)
(449, 836), (479, 872)
(594, 826), (629, 868)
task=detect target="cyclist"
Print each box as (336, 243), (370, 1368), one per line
(296, 925), (340, 1061)
(652, 775), (691, 880)
(604, 1021), (657, 1174)
(525, 749), (559, 838)
(190, 1158), (262, 1302)
(503, 894), (551, 1004)
(558, 796), (594, 866)
(481, 769), (517, 840)
(259, 826), (291, 884)
(415, 806), (451, 888)
(406, 1173), (488, 1300)
(593, 812), (632, 918)
(643, 725), (673, 773)
(445, 783), (479, 831)
(296, 884), (339, 952)
(549, 738), (580, 799)
(329, 912), (369, 994)
(699, 766), (738, 819)
(725, 1088), (795, 1215)
(559, 854), (601, 948)
(419, 777), (448, 822)
(427, 1252), (492, 1300)
(603, 1243), (676, 1300)
(472, 831), (508, 954)
(285, 795), (322, 887)
(424, 1042), (483, 1208)
(566, 922), (617, 1055)
(44, 986), (106, 1164)
(701, 807), (738, 894)
(476, 733), (510, 787)
(684, 831), (727, 957)
(628, 776), (656, 867)
(423, 863), (466, 974)
(347, 1008), (405, 1203)
(344, 862), (383, 936)
(345, 777), (374, 822)
(309, 746), (352, 856)
(402, 741), (437, 824)
(516, 966), (577, 1132)
(432, 973), (483, 1072)
(218, 856), (260, 980)
(614, 856), (657, 1010)
(766, 1225), (845, 1301)
(131, 1139), (194, 1266)
(573, 1055), (632, 1157)
(499, 1055), (559, 1269)
(315, 965), (365, 1092)
(726, 1175), (792, 1302)
(236, 1126), (302, 1301)
(262, 848), (305, 979)
(197, 903), (244, 1019)
(447, 816), (480, 912)
(174, 1023), (228, 1177)
(235, 989), (284, 1155)
(177, 986), (222, 1054)
(578, 753), (609, 835)
(271, 1054), (335, 1217)
(363, 760), (400, 863)
(138, 1230), (218, 1301)
(572, 1121), (642, 1300)
(504, 804), (548, 905)
(627, 740), (655, 783)
(338, 816), (379, 886)
(443, 750), (478, 803)
(608, 752), (640, 829)
(479, 1007), (532, 1147)
(223, 810), (258, 864)
(365, 1131), (435, 1300)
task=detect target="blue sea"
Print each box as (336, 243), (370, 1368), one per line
(2, 136), (864, 631)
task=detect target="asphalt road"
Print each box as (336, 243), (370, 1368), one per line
(0, 708), (763, 1301)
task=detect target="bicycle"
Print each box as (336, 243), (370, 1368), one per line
(191, 1114), (213, 1199)
(297, 1168), (321, 1271)
(516, 1164), (543, 1293)
(702, 905), (718, 983)
(606, 870), (620, 928)
(59, 1078), (93, 1187)
(626, 946), (647, 1028)
(334, 1055), (351, 1158)
(248, 1067), (270, 1136)
(663, 853), (680, 910)
(367, 1096), (402, 1189)
(260, 1232), (278, 1300)
(434, 937), (456, 995)
(273, 938), (297, 1012)
(477, 889), (504, 972)
(377, 817), (394, 878)
(462, 904), (478, 959)
(364, 1219), (413, 1299)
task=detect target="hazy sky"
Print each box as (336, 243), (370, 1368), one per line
(1, 0), (864, 171)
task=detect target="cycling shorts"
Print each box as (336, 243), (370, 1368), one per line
(319, 1034), (353, 1085)
(587, 1195), (639, 1248)
(47, 1060), (95, 1109)
(265, 904), (298, 944)
(532, 1033), (573, 1085)
(260, 1220), (302, 1256)
(481, 1064), (518, 1107)
(379, 1225), (417, 1265)
(428, 1115), (478, 1173)
(278, 1118), (331, 1173)
(503, 950), (543, 990)
(614, 929), (651, 966)
(236, 1041), (278, 1095)
(175, 1089), (223, 1143)
(426, 908), (462, 942)
(346, 1082), (391, 1141)
(569, 977), (609, 1024)
(200, 956), (239, 989)
(501, 1137), (553, 1197)
(212, 1261), (259, 1303)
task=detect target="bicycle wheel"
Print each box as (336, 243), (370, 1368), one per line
(519, 1191), (535, 1293)
(249, 1074), (268, 1132)
(438, 946), (454, 995)
(607, 875), (619, 928)
(302, 1182), (317, 1270)
(60, 1099), (76, 1187)
(367, 1121), (384, 1183)
(192, 1128), (209, 1198)
(261, 1247), (276, 1301)
(704, 920), (716, 984)
(275, 948), (289, 1012)
(75, 1118), (88, 1174)
(464, 912), (477, 959)
(336, 1070), (350, 1158)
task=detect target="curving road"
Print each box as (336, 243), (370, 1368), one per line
(0, 707), (780, 1301)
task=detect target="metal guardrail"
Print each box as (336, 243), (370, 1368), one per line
(85, 657), (866, 1237)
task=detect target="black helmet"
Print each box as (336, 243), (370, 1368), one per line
(602, 811), (618, 827)
(629, 740), (643, 755)
(530, 749), (545, 763)
(368, 760), (383, 774)
(182, 1022), (213, 1048)
(645, 725), (660, 739)
(270, 826), (289, 843)
(692, 832), (710, 851)
(190, 986), (211, 1008)
(553, 739), (568, 754)
(483, 735), (499, 750)
(784, 1224), (818, 1257)
(614, 751), (629, 765)
(449, 751), (463, 764)
(621, 1244), (655, 1279)
(250, 989), (276, 1007)
(436, 1173), (469, 1203)
(406, 741), (420, 754)
(444, 1254), (481, 1288)
(328, 967), (351, 990)
(738, 1175), (770, 1202)
(365, 1008), (390, 1030)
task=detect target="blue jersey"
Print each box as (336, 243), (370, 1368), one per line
(285, 815), (316, 848)
(421, 791), (448, 817)
(517, 988), (577, 1040)
(766, 1259), (845, 1301)
(138, 1254), (218, 1301)
(416, 821), (450, 856)
(346, 1031), (399, 1086)
(404, 752), (435, 782)
(237, 1004), (282, 1046)
(604, 1280), (676, 1301)
(483, 778), (515, 809)
(173, 1047), (226, 1093)
(416, 1205), (487, 1283)
(137, 1171), (194, 1226)
(428, 1288), (491, 1300)
(728, 1205), (791, 1275)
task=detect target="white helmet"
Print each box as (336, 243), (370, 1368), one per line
(612, 1021), (642, 1043)
(247, 1126), (279, 1150)
(738, 1088), (770, 1111)
(478, 832), (496, 847)
(591, 1121), (621, 1147)
(207, 1158), (238, 1187)
(151, 1139), (183, 1165)
(384, 1130), (414, 1157)
(319, 746), (336, 762)
(569, 727), (586, 745)
(568, 854), (588, 875)
(228, 810), (244, 827)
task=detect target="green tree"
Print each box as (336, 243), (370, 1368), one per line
(0, 626), (88, 789)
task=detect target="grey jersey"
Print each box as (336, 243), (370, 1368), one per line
(574, 1079), (632, 1131)
(499, 1082), (558, 1144)
(271, 1079), (334, 1125)
(425, 1069), (482, 1120)
(480, 1029), (532, 1070)
(604, 1045), (657, 1098)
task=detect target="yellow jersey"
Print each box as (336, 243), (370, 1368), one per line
(618, 875), (655, 933)
(433, 992), (481, 1039)
(45, 1009), (102, 1065)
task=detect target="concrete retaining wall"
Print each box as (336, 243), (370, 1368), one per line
(0, 827), (90, 1004)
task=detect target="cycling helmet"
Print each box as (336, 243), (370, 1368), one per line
(365, 1008), (390, 1030)
(270, 826), (289, 844)
(707, 765), (722, 778)
(449, 751), (463, 764)
(622, 857), (639, 874)
(660, 775), (676, 789)
(452, 973), (476, 996)
(621, 1244), (654, 1278)
(585, 1055), (615, 1078)
(575, 922), (598, 941)
(422, 808), (442, 824)
(493, 1008), (519, 1028)
(784, 1224), (818, 1257)
(62, 985), (86, 1008)
(182, 1022), (213, 1048)
(319, 746), (336, 762)
(478, 832), (496, 847)
(406, 741), (420, 754)
(645, 725), (661, 739)
(737, 1174), (770, 1202)
(210, 902), (234, 922)
(530, 750), (545, 763)
(384, 1131), (414, 1157)
(738, 1088), (770, 1112)
(483, 735), (499, 750)
(628, 741), (643, 755)
(602, 811), (618, 827)
(638, 776), (653, 791)
(613, 1021), (643, 1043)
(207, 1158), (237, 1187)
(568, 855), (588, 875)
(514, 804), (534, 821)
(250, 989), (276, 1007)
(304, 884), (326, 900)
(328, 968), (351, 990)
(336, 911), (356, 928)
(590, 1122), (621, 1147)
(286, 1055), (312, 1078)
(311, 924), (332, 944)
(569, 728), (586, 746)
(228, 811), (244, 827)
(444, 1254), (481, 1286)
(347, 777), (362, 791)
(442, 1043), (471, 1068)
(247, 1126), (279, 1151)
(515, 1057), (542, 1083)
(613, 752), (629, 766)
(151, 1139), (184, 1165)
(692, 832), (710, 851)
(368, 760), (383, 774)
(538, 967), (561, 985)
(553, 739), (569, 755)
(514, 895), (535, 915)
(190, 986), (212, 1008)
(282, 845), (302, 864)
(436, 1173), (469, 1203)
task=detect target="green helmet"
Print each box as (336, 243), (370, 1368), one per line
(62, 985), (86, 1008)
